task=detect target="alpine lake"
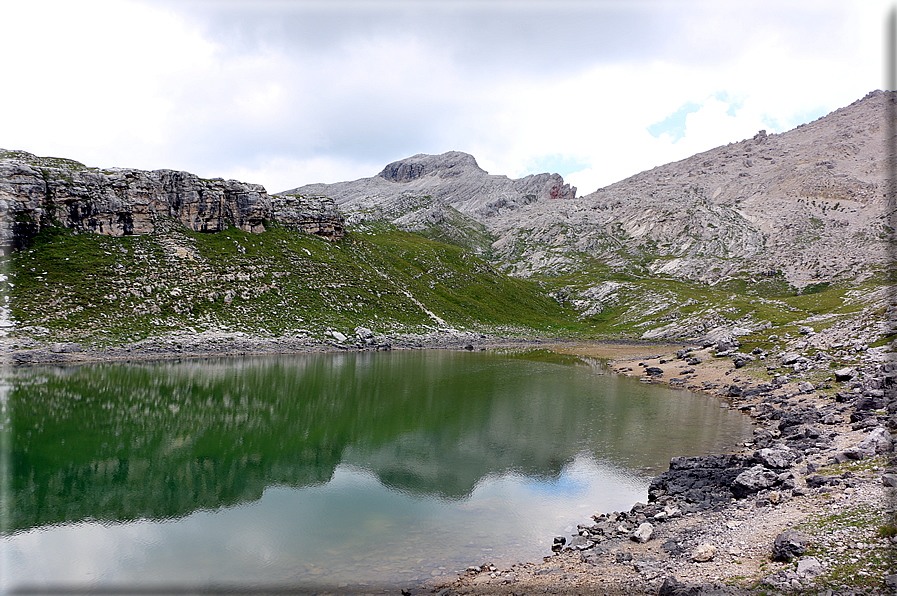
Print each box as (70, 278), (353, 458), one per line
(1, 349), (754, 593)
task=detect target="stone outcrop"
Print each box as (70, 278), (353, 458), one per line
(270, 193), (344, 239)
(0, 150), (344, 251)
(281, 150), (577, 224)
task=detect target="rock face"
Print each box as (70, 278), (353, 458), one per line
(270, 194), (345, 239)
(0, 150), (344, 250)
(281, 150), (576, 225)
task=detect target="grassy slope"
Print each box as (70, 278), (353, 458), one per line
(4, 221), (584, 345)
(4, 215), (891, 349)
(531, 261), (892, 350)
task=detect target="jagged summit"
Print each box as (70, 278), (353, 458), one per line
(280, 152), (576, 251)
(378, 151), (486, 182)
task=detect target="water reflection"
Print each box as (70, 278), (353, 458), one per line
(3, 350), (753, 589)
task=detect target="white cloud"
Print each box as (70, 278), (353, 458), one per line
(1, 0), (215, 167)
(0, 0), (891, 195)
(225, 155), (383, 194)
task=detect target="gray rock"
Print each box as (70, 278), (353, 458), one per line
(797, 381), (815, 393)
(732, 353), (754, 368)
(354, 326), (374, 339)
(283, 150), (575, 226)
(692, 543), (717, 562)
(844, 427), (893, 459)
(329, 330), (348, 343)
(795, 556), (822, 577)
(732, 465), (778, 497)
(0, 151), (345, 250)
(834, 367), (856, 381)
(754, 444), (798, 469)
(780, 352), (802, 365)
(886, 574), (897, 591)
(567, 535), (593, 550)
(772, 530), (809, 561)
(270, 193), (345, 239)
(882, 473), (897, 487)
(631, 522), (654, 543)
(645, 366), (664, 376)
(49, 342), (82, 353)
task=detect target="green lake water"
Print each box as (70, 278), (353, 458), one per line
(0, 350), (753, 592)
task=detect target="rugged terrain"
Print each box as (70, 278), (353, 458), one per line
(1, 91), (895, 594)
(3, 91), (896, 353)
(292, 91), (894, 291)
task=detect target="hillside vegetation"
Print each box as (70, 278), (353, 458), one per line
(3, 215), (891, 356)
(4, 220), (585, 346)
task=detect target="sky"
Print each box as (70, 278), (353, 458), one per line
(1, 0), (891, 195)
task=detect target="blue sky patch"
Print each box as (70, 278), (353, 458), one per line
(524, 153), (591, 177)
(714, 90), (744, 116)
(646, 100), (701, 141)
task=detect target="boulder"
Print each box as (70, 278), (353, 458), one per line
(780, 352), (802, 365)
(691, 543), (717, 562)
(732, 353), (754, 368)
(731, 465), (778, 497)
(772, 530), (809, 561)
(649, 454), (751, 508)
(631, 522), (654, 543)
(844, 427), (893, 459)
(657, 577), (700, 596)
(796, 556), (823, 578)
(834, 367), (856, 381)
(753, 444), (798, 469)
(354, 326), (374, 339)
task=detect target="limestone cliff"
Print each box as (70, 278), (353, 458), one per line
(0, 151), (344, 250)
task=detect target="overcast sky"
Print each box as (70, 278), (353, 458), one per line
(2, 0), (890, 195)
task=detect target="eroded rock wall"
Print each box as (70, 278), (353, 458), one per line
(0, 152), (345, 250)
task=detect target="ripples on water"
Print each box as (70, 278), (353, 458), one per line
(1, 350), (753, 591)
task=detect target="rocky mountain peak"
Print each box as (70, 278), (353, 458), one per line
(378, 151), (485, 182)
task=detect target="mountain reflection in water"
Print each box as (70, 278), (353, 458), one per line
(3, 350), (753, 589)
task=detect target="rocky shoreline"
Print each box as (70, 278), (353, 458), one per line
(0, 328), (564, 366)
(2, 333), (894, 595)
(431, 342), (896, 596)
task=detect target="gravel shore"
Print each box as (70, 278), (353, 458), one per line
(430, 343), (896, 596)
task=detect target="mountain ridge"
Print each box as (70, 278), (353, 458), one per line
(1, 91), (894, 351)
(290, 90), (893, 290)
